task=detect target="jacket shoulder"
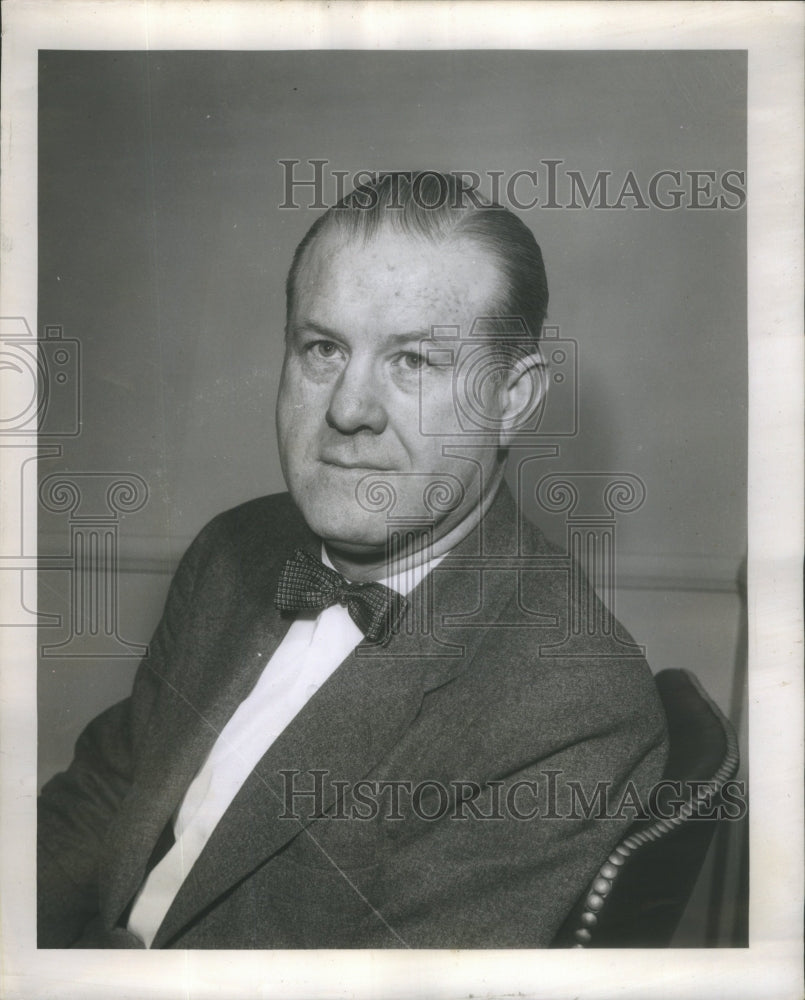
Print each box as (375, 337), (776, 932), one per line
(208, 491), (307, 539)
(170, 492), (315, 592)
(193, 491), (311, 552)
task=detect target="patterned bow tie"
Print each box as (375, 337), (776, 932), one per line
(275, 548), (408, 644)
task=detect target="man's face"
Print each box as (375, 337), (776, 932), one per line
(276, 227), (513, 559)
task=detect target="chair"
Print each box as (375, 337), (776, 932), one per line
(552, 668), (741, 948)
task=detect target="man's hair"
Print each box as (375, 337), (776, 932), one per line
(285, 171), (549, 347)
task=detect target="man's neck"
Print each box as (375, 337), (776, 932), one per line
(324, 465), (506, 583)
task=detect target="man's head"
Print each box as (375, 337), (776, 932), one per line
(276, 172), (549, 576)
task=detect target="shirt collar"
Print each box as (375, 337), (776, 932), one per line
(320, 545), (447, 596)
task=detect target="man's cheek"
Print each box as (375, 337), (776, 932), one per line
(429, 382), (466, 430)
(279, 383), (326, 431)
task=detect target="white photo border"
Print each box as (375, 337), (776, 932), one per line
(1, 2), (802, 998)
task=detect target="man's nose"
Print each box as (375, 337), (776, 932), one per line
(325, 359), (388, 435)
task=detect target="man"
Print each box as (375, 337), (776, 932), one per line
(38, 172), (668, 949)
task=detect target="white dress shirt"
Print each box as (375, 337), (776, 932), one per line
(127, 547), (444, 947)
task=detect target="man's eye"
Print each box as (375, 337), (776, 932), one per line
(397, 352), (427, 371)
(309, 341), (340, 359)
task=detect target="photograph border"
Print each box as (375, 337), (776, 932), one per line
(2, 2), (802, 998)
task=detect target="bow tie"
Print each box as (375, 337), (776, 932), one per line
(275, 548), (408, 644)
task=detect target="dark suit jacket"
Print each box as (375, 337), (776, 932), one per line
(38, 485), (668, 949)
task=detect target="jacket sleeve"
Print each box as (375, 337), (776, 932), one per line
(37, 518), (218, 947)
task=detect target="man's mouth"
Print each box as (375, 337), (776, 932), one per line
(320, 458), (394, 472)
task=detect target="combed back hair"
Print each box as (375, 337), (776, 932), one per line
(285, 171), (549, 347)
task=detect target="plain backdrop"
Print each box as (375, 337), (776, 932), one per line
(36, 49), (747, 942)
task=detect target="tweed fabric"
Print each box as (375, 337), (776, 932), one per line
(275, 547), (407, 644)
(37, 487), (669, 949)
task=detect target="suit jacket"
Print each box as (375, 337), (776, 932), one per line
(38, 485), (668, 949)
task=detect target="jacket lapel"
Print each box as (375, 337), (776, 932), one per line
(134, 486), (522, 947)
(151, 620), (443, 947)
(101, 593), (297, 927)
(102, 504), (320, 927)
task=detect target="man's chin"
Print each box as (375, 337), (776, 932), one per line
(300, 511), (390, 554)
(321, 527), (387, 552)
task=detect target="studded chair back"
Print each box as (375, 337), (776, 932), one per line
(552, 668), (740, 948)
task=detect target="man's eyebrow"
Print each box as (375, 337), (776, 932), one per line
(287, 319), (342, 339)
(385, 330), (440, 346)
(288, 321), (439, 345)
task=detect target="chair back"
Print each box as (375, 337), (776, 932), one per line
(553, 668), (740, 947)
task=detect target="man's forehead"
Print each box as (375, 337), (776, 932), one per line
(291, 226), (505, 327)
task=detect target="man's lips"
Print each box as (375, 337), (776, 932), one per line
(319, 457), (395, 472)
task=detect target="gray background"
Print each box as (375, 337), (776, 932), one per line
(36, 50), (747, 944)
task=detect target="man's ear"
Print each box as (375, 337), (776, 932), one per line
(497, 350), (548, 446)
